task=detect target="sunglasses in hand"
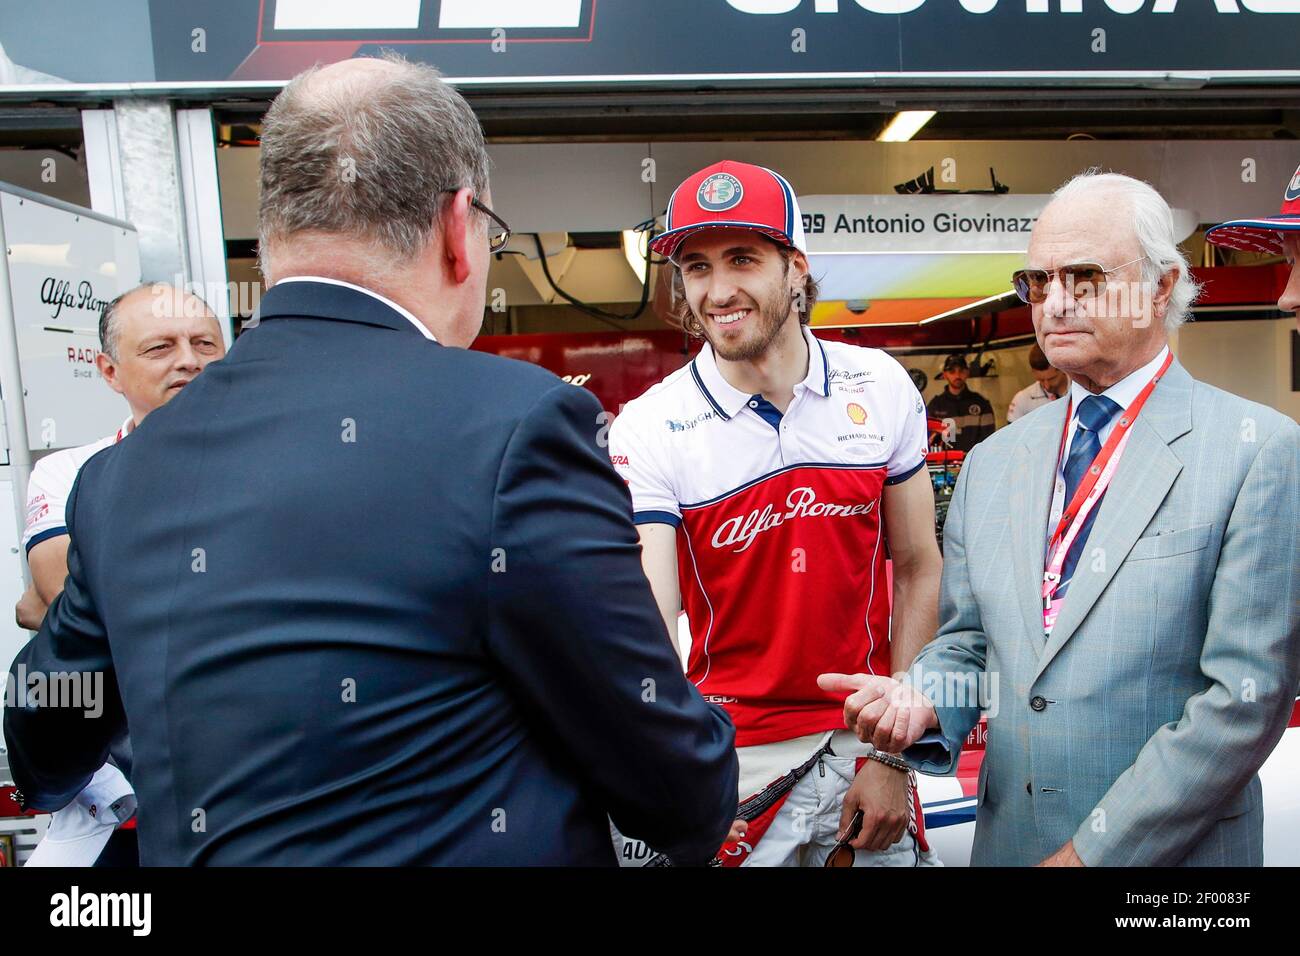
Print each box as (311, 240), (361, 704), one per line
(824, 809), (864, 868)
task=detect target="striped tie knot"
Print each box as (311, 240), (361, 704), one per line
(1076, 394), (1120, 434)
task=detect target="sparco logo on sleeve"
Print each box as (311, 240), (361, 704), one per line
(710, 486), (874, 553)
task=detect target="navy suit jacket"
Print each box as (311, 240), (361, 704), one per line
(4, 280), (738, 865)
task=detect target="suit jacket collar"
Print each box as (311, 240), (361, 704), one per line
(1010, 358), (1193, 672)
(253, 278), (440, 341)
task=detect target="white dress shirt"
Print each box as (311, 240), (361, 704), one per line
(1046, 344), (1172, 559)
(1062, 344), (1171, 459)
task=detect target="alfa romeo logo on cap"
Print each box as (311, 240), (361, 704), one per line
(698, 172), (744, 212)
(1285, 164), (1300, 203)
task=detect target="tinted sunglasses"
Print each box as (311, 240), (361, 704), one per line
(824, 809), (864, 868)
(1011, 256), (1145, 305)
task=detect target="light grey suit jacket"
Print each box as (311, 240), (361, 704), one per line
(906, 358), (1300, 866)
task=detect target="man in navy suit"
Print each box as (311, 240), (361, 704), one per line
(4, 53), (738, 865)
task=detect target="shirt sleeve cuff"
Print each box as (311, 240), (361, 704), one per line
(884, 459), (926, 486)
(24, 526), (68, 554)
(903, 731), (954, 774)
(633, 510), (681, 528)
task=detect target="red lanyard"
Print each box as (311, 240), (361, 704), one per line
(1046, 350), (1174, 561)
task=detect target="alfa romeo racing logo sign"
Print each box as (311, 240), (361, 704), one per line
(698, 173), (745, 212)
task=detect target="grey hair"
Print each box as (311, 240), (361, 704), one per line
(1049, 170), (1201, 331)
(99, 282), (215, 360)
(257, 51), (490, 276)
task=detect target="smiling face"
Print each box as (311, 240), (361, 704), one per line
(96, 286), (226, 424)
(1280, 233), (1300, 332)
(675, 228), (805, 363)
(1026, 190), (1173, 389)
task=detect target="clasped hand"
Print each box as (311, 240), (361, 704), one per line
(816, 672), (938, 753)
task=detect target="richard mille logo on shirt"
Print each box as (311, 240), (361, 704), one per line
(711, 486), (875, 554)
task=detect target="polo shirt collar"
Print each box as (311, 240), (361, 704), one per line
(690, 325), (831, 422)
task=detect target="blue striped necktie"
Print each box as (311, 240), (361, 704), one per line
(1057, 394), (1121, 597)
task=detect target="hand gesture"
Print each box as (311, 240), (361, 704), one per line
(817, 672), (937, 753)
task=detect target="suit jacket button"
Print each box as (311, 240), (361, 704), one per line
(1026, 781), (1032, 795)
(1030, 695), (1047, 712)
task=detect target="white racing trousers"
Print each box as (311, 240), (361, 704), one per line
(613, 731), (942, 868)
(735, 741), (941, 867)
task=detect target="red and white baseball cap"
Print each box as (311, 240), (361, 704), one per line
(651, 160), (808, 261)
(1205, 162), (1300, 255)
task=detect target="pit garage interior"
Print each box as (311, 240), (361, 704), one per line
(1, 85), (1298, 422)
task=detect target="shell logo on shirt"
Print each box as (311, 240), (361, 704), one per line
(846, 403), (868, 425)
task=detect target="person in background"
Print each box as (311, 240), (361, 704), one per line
(20, 284), (225, 626)
(1205, 160), (1300, 332)
(18, 282), (225, 867)
(1006, 343), (1068, 423)
(926, 354), (995, 451)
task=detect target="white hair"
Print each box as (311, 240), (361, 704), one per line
(1049, 170), (1201, 331)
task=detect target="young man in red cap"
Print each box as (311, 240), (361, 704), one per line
(1205, 161), (1300, 330)
(608, 161), (943, 866)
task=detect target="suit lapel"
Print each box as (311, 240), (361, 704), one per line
(1032, 359), (1193, 681)
(1009, 403), (1067, 656)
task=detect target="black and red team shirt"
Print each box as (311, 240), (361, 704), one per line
(608, 327), (928, 747)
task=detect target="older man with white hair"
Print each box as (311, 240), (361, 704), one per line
(820, 170), (1300, 866)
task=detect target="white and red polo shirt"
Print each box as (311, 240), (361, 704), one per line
(608, 327), (928, 747)
(24, 418), (133, 553)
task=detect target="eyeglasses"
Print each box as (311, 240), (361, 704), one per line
(824, 809), (863, 868)
(440, 189), (512, 253)
(1011, 256), (1145, 305)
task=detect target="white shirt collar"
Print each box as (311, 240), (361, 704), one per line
(691, 325), (831, 421)
(1067, 344), (1170, 417)
(274, 276), (436, 342)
